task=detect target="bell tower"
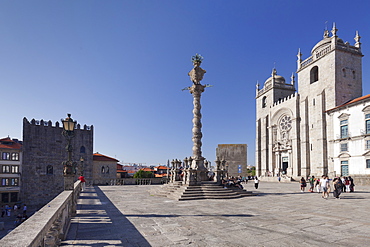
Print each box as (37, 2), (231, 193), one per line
(296, 24), (363, 176)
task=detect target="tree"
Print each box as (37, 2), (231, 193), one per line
(134, 170), (154, 178)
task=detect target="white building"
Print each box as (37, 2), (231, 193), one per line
(327, 95), (370, 181)
(255, 24), (367, 182)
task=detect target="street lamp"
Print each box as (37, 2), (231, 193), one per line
(62, 113), (77, 190)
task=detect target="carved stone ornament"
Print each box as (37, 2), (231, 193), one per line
(188, 65), (206, 84)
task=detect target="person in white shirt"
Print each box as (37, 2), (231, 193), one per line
(319, 175), (329, 199)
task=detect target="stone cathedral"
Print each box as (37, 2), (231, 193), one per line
(255, 25), (363, 180)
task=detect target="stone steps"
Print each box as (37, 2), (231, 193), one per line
(150, 181), (256, 201)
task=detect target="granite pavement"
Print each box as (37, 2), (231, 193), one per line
(61, 181), (370, 247)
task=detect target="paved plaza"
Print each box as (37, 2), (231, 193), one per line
(61, 181), (370, 247)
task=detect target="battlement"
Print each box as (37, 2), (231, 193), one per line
(272, 92), (298, 107)
(23, 117), (93, 131)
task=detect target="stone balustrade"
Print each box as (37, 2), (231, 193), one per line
(0, 180), (82, 247)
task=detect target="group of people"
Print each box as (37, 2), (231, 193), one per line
(221, 176), (244, 189)
(221, 176), (260, 190)
(300, 175), (355, 199)
(1, 203), (28, 226)
(1, 203), (27, 217)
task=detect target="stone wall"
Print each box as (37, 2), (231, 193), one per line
(21, 117), (93, 210)
(216, 144), (247, 177)
(0, 180), (81, 247)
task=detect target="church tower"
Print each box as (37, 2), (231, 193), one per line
(296, 24), (363, 176)
(255, 68), (296, 177)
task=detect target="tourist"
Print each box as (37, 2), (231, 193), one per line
(13, 204), (18, 215)
(254, 176), (259, 189)
(341, 177), (346, 192)
(315, 178), (321, 193)
(333, 177), (343, 199)
(23, 204), (27, 214)
(308, 176), (315, 192)
(79, 175), (86, 191)
(300, 177), (307, 192)
(349, 176), (355, 192)
(344, 177), (350, 193)
(5, 204), (11, 217)
(320, 175), (329, 199)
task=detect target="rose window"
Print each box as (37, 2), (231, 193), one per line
(280, 115), (292, 131)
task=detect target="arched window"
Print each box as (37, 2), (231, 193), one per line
(310, 66), (319, 83)
(101, 166), (105, 174)
(80, 146), (86, 153)
(352, 70), (356, 79)
(46, 165), (53, 175)
(106, 166), (109, 174)
(342, 68), (346, 77)
(262, 96), (267, 108)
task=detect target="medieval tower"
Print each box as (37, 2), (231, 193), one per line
(21, 117), (93, 209)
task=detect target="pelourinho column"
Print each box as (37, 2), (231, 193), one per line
(185, 54), (210, 182)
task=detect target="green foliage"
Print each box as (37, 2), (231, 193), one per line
(246, 166), (256, 177)
(133, 170), (154, 178)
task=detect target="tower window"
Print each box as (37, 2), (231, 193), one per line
(352, 70), (356, 79)
(80, 146), (86, 153)
(46, 165), (53, 175)
(310, 66), (319, 83)
(342, 68), (346, 77)
(262, 96), (267, 108)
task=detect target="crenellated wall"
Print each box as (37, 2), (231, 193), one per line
(21, 117), (93, 210)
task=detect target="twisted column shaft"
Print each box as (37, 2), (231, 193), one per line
(190, 84), (205, 160)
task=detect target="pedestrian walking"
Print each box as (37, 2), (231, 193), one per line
(333, 177), (343, 199)
(254, 176), (259, 189)
(300, 177), (307, 192)
(79, 175), (86, 191)
(309, 176), (315, 192)
(349, 176), (355, 192)
(320, 175), (329, 199)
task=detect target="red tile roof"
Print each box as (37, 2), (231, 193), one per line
(326, 94), (370, 112)
(93, 153), (119, 162)
(0, 137), (22, 150)
(156, 166), (169, 170)
(141, 168), (154, 172)
(155, 174), (168, 177)
(117, 164), (127, 172)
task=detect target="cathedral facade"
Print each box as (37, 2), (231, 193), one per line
(255, 25), (363, 180)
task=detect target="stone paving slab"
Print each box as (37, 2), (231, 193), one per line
(61, 182), (370, 246)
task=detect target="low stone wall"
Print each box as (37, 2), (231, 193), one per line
(92, 178), (168, 185)
(0, 180), (81, 247)
(351, 175), (370, 186)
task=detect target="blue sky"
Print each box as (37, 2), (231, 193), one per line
(1, 1), (370, 166)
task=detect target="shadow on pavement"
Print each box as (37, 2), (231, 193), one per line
(122, 213), (253, 218)
(62, 186), (151, 247)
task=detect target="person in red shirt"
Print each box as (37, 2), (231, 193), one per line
(79, 175), (86, 191)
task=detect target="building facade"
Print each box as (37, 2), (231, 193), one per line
(0, 137), (22, 205)
(256, 25), (363, 180)
(216, 144), (248, 177)
(326, 95), (370, 183)
(92, 152), (118, 185)
(21, 117), (93, 209)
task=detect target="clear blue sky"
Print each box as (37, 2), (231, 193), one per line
(1, 1), (370, 166)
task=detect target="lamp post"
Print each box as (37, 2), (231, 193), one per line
(62, 113), (77, 190)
